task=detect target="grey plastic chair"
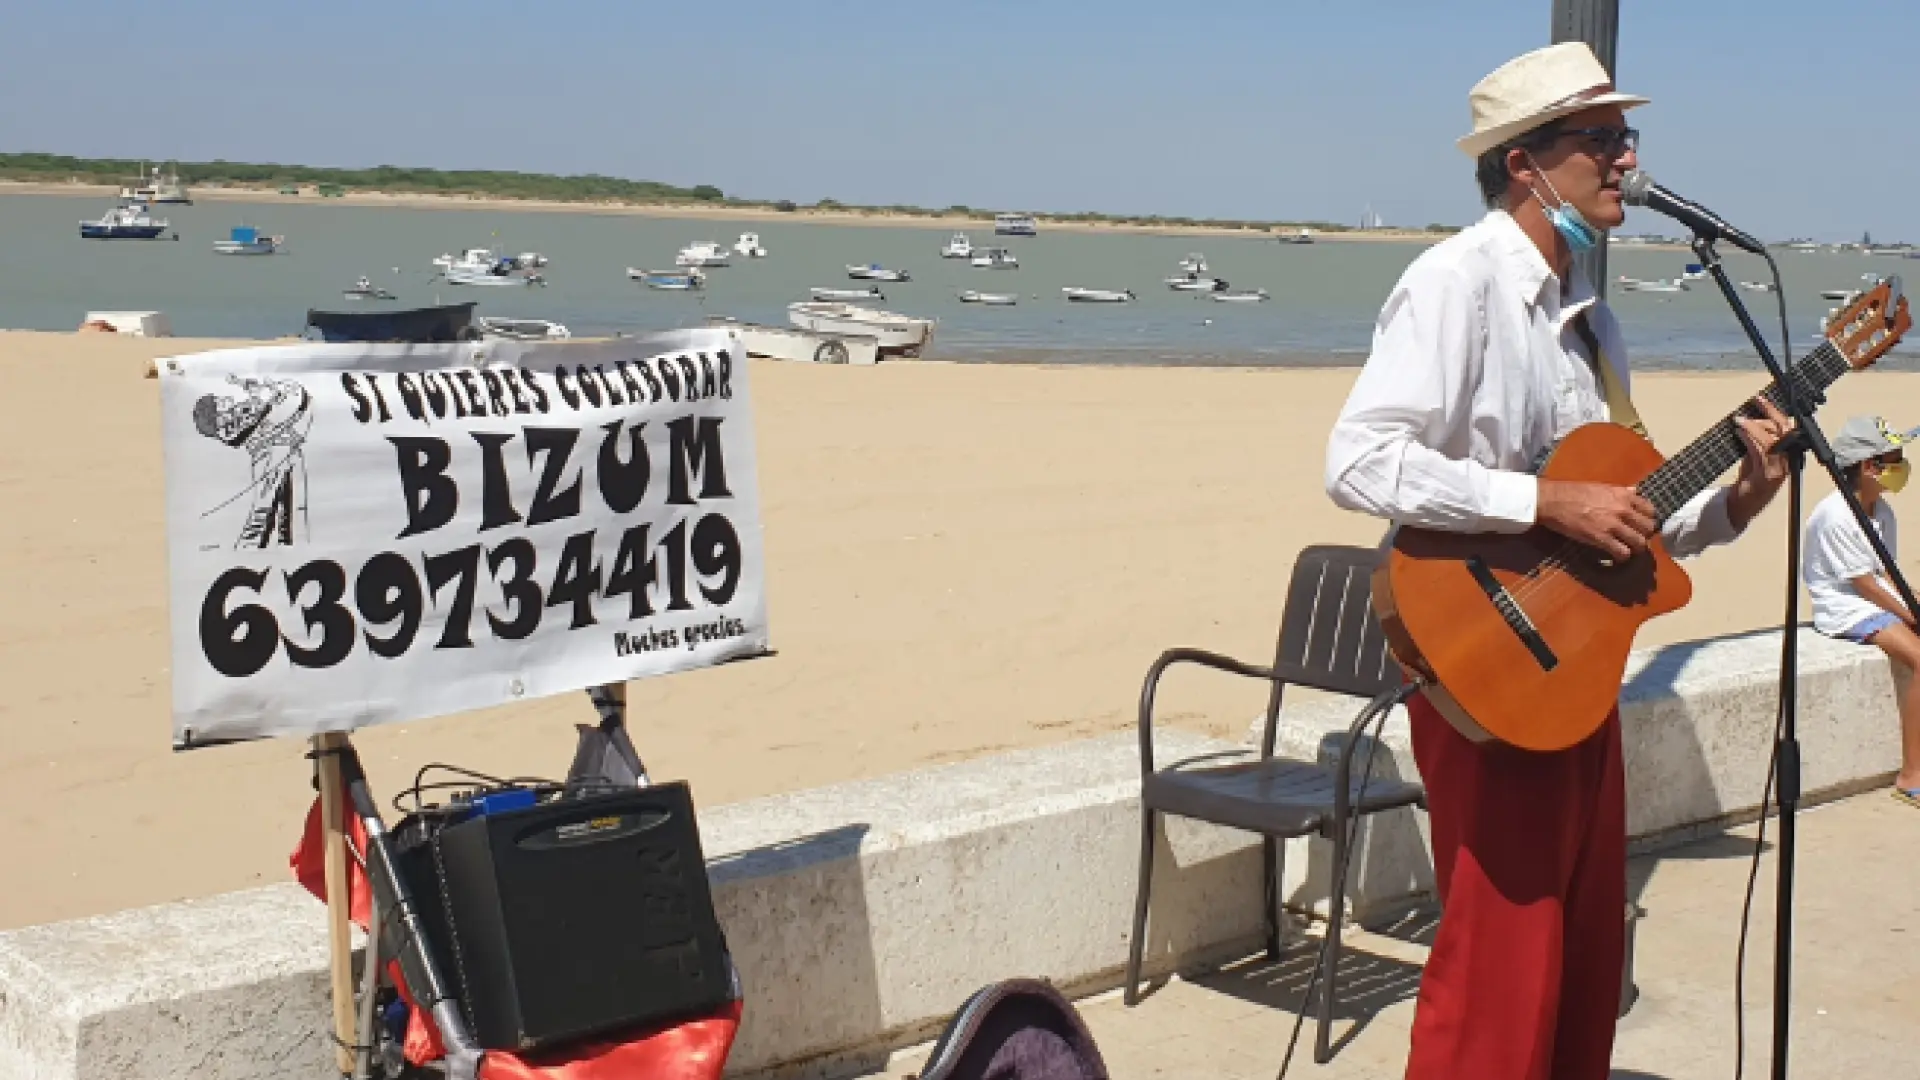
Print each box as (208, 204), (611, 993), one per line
(1123, 544), (1425, 1064)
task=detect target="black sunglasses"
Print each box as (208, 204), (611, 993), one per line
(1529, 125), (1640, 159)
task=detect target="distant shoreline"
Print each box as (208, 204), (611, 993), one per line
(0, 179), (1461, 244)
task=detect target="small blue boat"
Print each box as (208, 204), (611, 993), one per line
(213, 225), (281, 255)
(79, 203), (171, 240)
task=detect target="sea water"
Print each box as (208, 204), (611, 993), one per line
(3, 193), (1909, 370)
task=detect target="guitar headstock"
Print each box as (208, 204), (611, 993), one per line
(1826, 276), (1912, 369)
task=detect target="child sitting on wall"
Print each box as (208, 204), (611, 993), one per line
(1803, 415), (1920, 809)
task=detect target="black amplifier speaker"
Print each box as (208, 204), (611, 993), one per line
(395, 783), (734, 1052)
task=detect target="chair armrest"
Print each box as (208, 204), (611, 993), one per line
(1137, 648), (1275, 776)
(1331, 684), (1421, 825)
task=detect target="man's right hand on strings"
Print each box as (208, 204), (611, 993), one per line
(1538, 480), (1657, 560)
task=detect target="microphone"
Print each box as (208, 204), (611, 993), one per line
(1619, 170), (1767, 256)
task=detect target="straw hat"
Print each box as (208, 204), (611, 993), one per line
(1457, 42), (1648, 159)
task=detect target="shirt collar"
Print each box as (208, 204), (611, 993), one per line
(1483, 209), (1597, 328)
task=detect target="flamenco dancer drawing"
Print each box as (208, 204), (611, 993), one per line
(192, 376), (315, 548)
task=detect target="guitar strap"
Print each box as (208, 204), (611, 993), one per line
(1572, 312), (1650, 440)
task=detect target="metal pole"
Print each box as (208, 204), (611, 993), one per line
(1551, 0), (1620, 297)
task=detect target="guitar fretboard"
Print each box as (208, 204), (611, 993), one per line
(1637, 341), (1850, 522)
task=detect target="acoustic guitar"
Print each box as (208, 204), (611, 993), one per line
(1374, 278), (1911, 751)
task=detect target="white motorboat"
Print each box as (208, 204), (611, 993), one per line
(1679, 263), (1707, 282)
(79, 203), (172, 239)
(1278, 229), (1315, 244)
(213, 225), (282, 255)
(676, 241), (732, 267)
(1626, 279), (1686, 294)
(342, 276), (396, 301)
(1165, 254), (1228, 291)
(1738, 281), (1778, 293)
(121, 163), (192, 205)
(970, 247), (1018, 269)
(958, 290), (1017, 305)
(788, 302), (934, 356)
(733, 232), (768, 258)
(847, 263), (911, 282)
(1167, 274), (1230, 292)
(433, 248), (545, 272)
(811, 286), (885, 301)
(476, 316), (572, 341)
(942, 233), (974, 259)
(1211, 289), (1270, 303)
(629, 267), (705, 290)
(994, 213), (1038, 236)
(1062, 287), (1134, 303)
(1819, 288), (1858, 301)
(444, 263), (546, 287)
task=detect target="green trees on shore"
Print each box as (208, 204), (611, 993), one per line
(0, 152), (1455, 235)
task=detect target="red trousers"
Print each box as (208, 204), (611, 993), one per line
(1403, 693), (1626, 1080)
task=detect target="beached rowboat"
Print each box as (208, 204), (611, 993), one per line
(788, 302), (934, 356)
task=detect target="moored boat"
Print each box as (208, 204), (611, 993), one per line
(733, 232), (768, 258)
(811, 286), (886, 301)
(443, 263), (545, 287)
(1211, 289), (1269, 303)
(1278, 228), (1315, 244)
(994, 212), (1038, 237)
(676, 241), (732, 267)
(958, 290), (1017, 305)
(629, 267), (705, 290)
(476, 316), (572, 341)
(121, 163), (192, 205)
(847, 263), (910, 282)
(787, 302), (934, 356)
(79, 203), (172, 240)
(1062, 287), (1134, 303)
(970, 247), (1018, 269)
(213, 225), (282, 255)
(942, 233), (974, 259)
(1167, 274), (1230, 292)
(342, 276), (397, 301)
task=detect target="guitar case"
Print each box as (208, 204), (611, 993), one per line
(917, 979), (1108, 1080)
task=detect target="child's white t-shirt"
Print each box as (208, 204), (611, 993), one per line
(1802, 490), (1900, 636)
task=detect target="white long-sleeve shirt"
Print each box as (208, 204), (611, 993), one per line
(1324, 210), (1741, 560)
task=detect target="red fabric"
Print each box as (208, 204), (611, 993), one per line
(1402, 694), (1626, 1080)
(479, 1000), (744, 1080)
(292, 789), (741, 1079)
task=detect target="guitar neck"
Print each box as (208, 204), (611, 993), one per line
(1637, 341), (1850, 522)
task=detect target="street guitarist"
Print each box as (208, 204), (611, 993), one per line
(1323, 43), (1794, 1080)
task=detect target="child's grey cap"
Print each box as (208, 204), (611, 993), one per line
(1832, 415), (1916, 468)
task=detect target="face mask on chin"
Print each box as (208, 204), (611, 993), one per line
(1526, 152), (1600, 255)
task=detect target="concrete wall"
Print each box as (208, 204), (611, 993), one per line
(1, 628), (1904, 1079)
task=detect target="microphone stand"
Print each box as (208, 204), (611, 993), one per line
(1690, 237), (1920, 1080)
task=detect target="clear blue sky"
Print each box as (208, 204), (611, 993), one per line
(2, 0), (1912, 242)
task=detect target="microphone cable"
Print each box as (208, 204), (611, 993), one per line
(1732, 249), (1796, 1080)
(1274, 683), (1414, 1080)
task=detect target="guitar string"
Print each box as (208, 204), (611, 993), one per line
(1498, 341), (1851, 611)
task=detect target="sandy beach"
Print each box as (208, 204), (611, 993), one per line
(1, 329), (1911, 931)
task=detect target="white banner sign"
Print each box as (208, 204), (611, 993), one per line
(160, 330), (767, 747)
